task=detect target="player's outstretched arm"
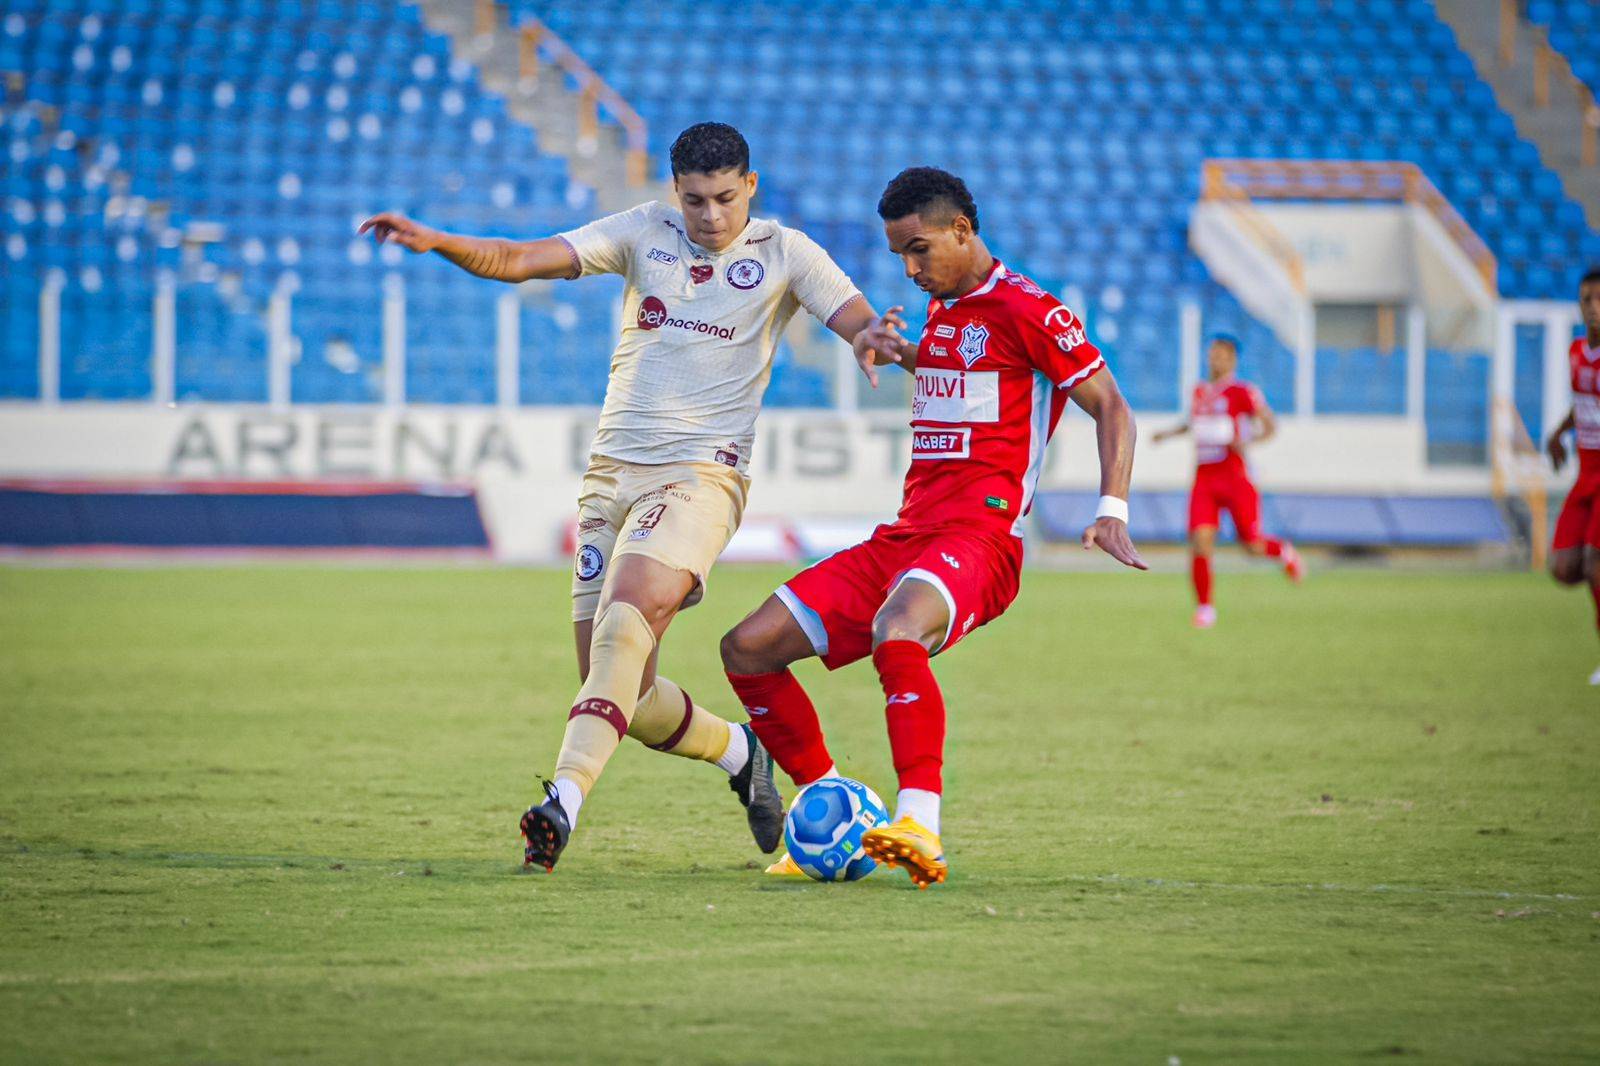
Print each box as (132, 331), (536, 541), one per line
(828, 298), (918, 387)
(1151, 421), (1189, 443)
(1068, 370), (1147, 571)
(1548, 408), (1575, 471)
(358, 212), (578, 283)
(1251, 402), (1278, 446)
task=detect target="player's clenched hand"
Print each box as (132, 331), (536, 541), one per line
(1547, 432), (1568, 472)
(852, 306), (909, 388)
(1082, 517), (1148, 570)
(357, 211), (440, 253)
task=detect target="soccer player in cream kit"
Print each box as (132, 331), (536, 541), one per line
(362, 123), (908, 870)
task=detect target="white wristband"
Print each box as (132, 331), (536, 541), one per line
(1095, 495), (1129, 523)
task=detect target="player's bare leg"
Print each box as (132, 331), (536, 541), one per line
(859, 577), (951, 889)
(722, 596), (836, 874)
(1242, 534), (1303, 584)
(1190, 526), (1217, 629)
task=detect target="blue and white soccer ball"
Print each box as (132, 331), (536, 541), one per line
(783, 777), (890, 882)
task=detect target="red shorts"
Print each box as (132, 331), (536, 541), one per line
(1188, 465), (1262, 541)
(1553, 469), (1600, 552)
(778, 523), (1023, 671)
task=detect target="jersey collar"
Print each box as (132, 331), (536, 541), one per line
(941, 259), (1005, 308)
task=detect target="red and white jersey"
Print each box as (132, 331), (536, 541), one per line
(1569, 338), (1600, 466)
(1190, 377), (1265, 475)
(895, 261), (1104, 536)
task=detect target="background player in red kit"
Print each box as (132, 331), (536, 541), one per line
(1153, 334), (1302, 628)
(719, 168), (1144, 888)
(1545, 268), (1600, 685)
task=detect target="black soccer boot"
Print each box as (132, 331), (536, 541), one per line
(519, 780), (572, 872)
(728, 724), (784, 853)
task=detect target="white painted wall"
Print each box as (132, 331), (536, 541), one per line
(0, 402), (1519, 562)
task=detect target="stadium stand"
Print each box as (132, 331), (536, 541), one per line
(0, 0), (1590, 448)
(520, 0), (1595, 438)
(1525, 0), (1600, 100)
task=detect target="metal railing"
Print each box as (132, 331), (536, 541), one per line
(499, 7), (651, 187)
(1201, 159), (1498, 293)
(1501, 0), (1600, 170)
(1491, 396), (1549, 570)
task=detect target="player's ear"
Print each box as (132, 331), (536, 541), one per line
(744, 170), (759, 199)
(952, 214), (973, 244)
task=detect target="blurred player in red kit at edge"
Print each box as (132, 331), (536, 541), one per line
(719, 167), (1145, 889)
(1153, 334), (1303, 628)
(1545, 268), (1600, 685)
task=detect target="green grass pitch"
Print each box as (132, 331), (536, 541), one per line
(1, 564), (1596, 1063)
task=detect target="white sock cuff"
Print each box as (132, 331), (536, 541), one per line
(553, 777), (585, 829)
(895, 787), (941, 835)
(715, 720), (749, 776)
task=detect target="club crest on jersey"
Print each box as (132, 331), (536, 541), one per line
(646, 247), (679, 266)
(726, 258), (764, 290)
(576, 544), (605, 581)
(690, 263), (714, 285)
(957, 322), (990, 367)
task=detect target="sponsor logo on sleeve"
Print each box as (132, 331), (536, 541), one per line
(714, 441), (741, 467)
(690, 263), (714, 284)
(934, 323), (957, 339)
(726, 258), (765, 290)
(957, 322), (990, 367)
(576, 544), (605, 581)
(1044, 305), (1087, 350)
(911, 426), (972, 459)
(646, 247), (679, 266)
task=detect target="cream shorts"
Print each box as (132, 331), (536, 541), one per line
(571, 455), (750, 623)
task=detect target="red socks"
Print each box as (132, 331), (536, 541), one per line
(725, 669), (834, 786)
(872, 640), (946, 794)
(730, 642), (949, 796)
(1260, 537), (1286, 559)
(1589, 579), (1600, 631)
(1191, 554), (1213, 607)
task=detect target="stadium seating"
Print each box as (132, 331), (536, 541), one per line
(521, 0), (1596, 446)
(1526, 0), (1600, 101)
(1, 0), (1590, 443)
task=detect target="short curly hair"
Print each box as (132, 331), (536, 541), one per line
(876, 167), (979, 233)
(669, 122), (750, 177)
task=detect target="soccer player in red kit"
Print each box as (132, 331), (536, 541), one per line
(718, 168), (1145, 888)
(1545, 268), (1600, 685)
(1153, 334), (1302, 628)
